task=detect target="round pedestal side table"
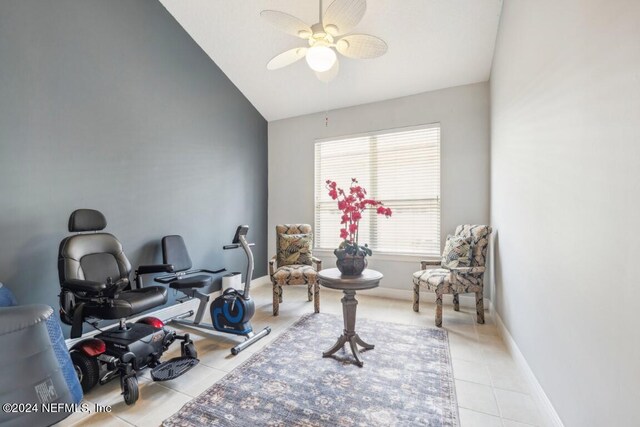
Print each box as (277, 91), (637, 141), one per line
(317, 268), (383, 367)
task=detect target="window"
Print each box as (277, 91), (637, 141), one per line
(314, 124), (441, 256)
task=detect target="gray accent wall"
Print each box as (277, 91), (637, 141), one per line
(0, 0), (268, 337)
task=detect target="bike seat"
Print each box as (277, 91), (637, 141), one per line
(169, 275), (213, 290)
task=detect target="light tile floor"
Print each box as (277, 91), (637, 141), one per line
(58, 285), (547, 427)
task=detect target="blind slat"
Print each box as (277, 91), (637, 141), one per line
(314, 124), (441, 256)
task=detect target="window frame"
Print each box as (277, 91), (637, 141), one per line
(313, 123), (442, 259)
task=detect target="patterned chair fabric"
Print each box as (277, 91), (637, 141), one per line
(270, 224), (321, 316)
(412, 225), (492, 327)
(271, 265), (317, 286)
(277, 233), (313, 267)
(441, 235), (472, 269)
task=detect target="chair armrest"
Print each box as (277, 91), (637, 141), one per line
(268, 256), (277, 276)
(311, 256), (322, 272)
(421, 260), (441, 269)
(62, 279), (106, 294)
(137, 264), (174, 275)
(450, 266), (486, 275)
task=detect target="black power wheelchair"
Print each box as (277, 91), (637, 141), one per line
(57, 209), (198, 405)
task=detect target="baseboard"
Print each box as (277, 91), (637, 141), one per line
(64, 275), (273, 348)
(247, 275), (272, 289)
(494, 311), (564, 427)
(353, 286), (486, 309)
(256, 275), (489, 309)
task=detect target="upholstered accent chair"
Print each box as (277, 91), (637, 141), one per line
(269, 224), (321, 316)
(412, 225), (492, 327)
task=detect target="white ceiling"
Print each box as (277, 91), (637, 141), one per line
(159, 0), (503, 121)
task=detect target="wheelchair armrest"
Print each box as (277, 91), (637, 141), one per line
(62, 279), (106, 293)
(137, 264), (174, 275)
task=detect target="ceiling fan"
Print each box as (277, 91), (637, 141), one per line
(261, 0), (387, 82)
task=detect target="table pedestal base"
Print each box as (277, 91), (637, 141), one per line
(322, 290), (374, 367)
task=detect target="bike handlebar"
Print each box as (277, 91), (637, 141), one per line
(223, 243), (255, 250)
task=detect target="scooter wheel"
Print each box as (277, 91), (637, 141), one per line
(70, 351), (99, 393)
(122, 376), (139, 406)
(182, 342), (197, 359)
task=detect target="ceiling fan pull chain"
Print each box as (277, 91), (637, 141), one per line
(325, 82), (330, 127)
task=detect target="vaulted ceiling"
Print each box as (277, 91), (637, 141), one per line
(160, 0), (503, 121)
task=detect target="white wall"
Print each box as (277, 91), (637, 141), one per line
(490, 1), (640, 426)
(268, 82), (490, 292)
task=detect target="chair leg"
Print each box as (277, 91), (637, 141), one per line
(435, 292), (443, 327)
(475, 291), (485, 324)
(279, 285), (283, 303)
(272, 283), (280, 316)
(313, 282), (320, 313)
(453, 293), (460, 311)
(307, 283), (313, 302)
(412, 282), (420, 312)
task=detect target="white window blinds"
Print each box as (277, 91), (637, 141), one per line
(314, 124), (441, 256)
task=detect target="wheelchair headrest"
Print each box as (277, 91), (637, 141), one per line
(68, 209), (107, 232)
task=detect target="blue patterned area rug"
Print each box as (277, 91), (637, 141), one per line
(163, 313), (459, 427)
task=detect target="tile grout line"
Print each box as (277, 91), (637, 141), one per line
(112, 414), (136, 427)
(154, 380), (196, 399)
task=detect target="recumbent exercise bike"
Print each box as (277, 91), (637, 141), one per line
(157, 225), (271, 355)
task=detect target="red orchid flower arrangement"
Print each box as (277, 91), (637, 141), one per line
(325, 178), (392, 256)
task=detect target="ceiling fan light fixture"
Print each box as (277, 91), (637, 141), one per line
(305, 45), (337, 72)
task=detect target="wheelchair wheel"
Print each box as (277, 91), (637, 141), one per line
(70, 351), (99, 393)
(122, 376), (139, 406)
(182, 342), (197, 359)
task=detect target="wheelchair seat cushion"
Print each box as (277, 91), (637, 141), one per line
(84, 286), (168, 319)
(169, 275), (213, 290)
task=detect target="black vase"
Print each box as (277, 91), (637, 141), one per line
(334, 249), (368, 276)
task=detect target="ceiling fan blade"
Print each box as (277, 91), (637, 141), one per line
(322, 0), (366, 36)
(315, 58), (340, 82)
(260, 10), (312, 39)
(267, 48), (308, 70)
(336, 34), (387, 59)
